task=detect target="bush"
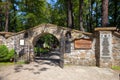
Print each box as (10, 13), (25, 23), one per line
(7, 49), (15, 61)
(0, 45), (14, 62)
(40, 48), (49, 54)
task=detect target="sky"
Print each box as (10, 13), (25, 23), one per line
(47, 0), (57, 5)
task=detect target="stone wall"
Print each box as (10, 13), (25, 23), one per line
(0, 36), (6, 45)
(5, 33), (28, 61)
(0, 24), (85, 62)
(0, 24), (120, 67)
(64, 30), (120, 67)
(64, 34), (96, 66)
(94, 27), (120, 68)
(112, 32), (120, 66)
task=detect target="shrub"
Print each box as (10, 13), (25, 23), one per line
(0, 45), (9, 61)
(7, 49), (15, 61)
(0, 45), (14, 62)
(40, 48), (49, 54)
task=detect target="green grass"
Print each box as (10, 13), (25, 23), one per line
(0, 61), (25, 67)
(0, 62), (14, 67)
(111, 66), (120, 70)
(16, 61), (25, 64)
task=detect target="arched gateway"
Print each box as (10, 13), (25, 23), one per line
(1, 24), (87, 66)
(0, 24), (119, 68)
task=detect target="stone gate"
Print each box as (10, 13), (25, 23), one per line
(0, 23), (120, 68)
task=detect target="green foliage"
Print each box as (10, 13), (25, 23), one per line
(34, 33), (59, 56)
(50, 0), (67, 27)
(39, 48), (49, 54)
(37, 33), (59, 48)
(34, 47), (38, 53)
(112, 66), (120, 70)
(34, 47), (49, 56)
(1, 0), (120, 32)
(0, 45), (14, 62)
(7, 49), (14, 59)
(0, 45), (9, 61)
(34, 47), (49, 54)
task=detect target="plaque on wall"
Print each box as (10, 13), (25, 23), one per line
(74, 39), (92, 49)
(100, 31), (112, 59)
(20, 39), (25, 46)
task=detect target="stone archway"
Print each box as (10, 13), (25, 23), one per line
(3, 23), (85, 67)
(33, 33), (60, 56)
(32, 32), (64, 67)
(2, 24), (120, 68)
(32, 33), (60, 47)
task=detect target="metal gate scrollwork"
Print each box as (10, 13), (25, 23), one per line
(59, 36), (65, 68)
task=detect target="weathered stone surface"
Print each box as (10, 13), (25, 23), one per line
(64, 39), (96, 66)
(112, 32), (120, 66)
(0, 36), (5, 45)
(99, 31), (113, 67)
(0, 24), (120, 68)
(0, 24), (88, 61)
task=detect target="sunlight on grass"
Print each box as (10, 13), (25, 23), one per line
(0, 61), (25, 67)
(112, 66), (120, 70)
(16, 61), (25, 64)
(0, 62), (14, 67)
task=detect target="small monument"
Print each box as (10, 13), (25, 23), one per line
(95, 27), (116, 67)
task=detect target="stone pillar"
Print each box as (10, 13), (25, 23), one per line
(100, 31), (112, 67)
(95, 27), (116, 67)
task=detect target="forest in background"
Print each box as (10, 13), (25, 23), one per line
(0, 0), (120, 32)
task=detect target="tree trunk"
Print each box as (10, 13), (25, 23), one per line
(5, 2), (9, 32)
(102, 0), (108, 27)
(66, 0), (74, 28)
(79, 0), (85, 31)
(0, 7), (2, 31)
(88, 7), (92, 32)
(89, 0), (93, 32)
(114, 0), (117, 26)
(95, 1), (98, 27)
(13, 0), (16, 32)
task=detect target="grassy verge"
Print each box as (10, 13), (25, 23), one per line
(0, 62), (14, 67)
(111, 66), (120, 70)
(0, 61), (25, 67)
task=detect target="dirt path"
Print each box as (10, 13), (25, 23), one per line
(0, 60), (119, 80)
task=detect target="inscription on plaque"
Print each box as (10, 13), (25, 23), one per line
(100, 31), (112, 59)
(102, 35), (109, 56)
(74, 39), (92, 49)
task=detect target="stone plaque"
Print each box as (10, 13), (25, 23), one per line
(100, 31), (112, 59)
(74, 39), (92, 49)
(20, 39), (25, 46)
(102, 36), (109, 56)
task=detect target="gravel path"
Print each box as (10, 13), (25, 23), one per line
(0, 60), (119, 80)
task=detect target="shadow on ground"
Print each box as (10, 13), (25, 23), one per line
(35, 57), (60, 66)
(14, 58), (59, 75)
(0, 76), (3, 80)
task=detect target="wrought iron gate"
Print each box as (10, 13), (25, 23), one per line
(59, 36), (65, 68)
